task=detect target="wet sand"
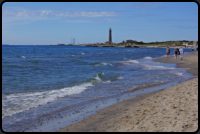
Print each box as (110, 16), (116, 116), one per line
(58, 51), (198, 132)
(153, 51), (198, 76)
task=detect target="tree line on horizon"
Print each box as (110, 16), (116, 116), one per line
(115, 40), (190, 46)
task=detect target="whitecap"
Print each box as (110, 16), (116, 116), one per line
(21, 56), (26, 58)
(94, 74), (102, 82)
(143, 56), (153, 59)
(117, 76), (124, 79)
(126, 60), (139, 64)
(95, 63), (113, 66)
(2, 82), (93, 119)
(104, 80), (111, 83)
(160, 55), (167, 58)
(142, 64), (175, 70)
(175, 72), (183, 76)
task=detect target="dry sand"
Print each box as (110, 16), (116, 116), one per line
(59, 51), (198, 132)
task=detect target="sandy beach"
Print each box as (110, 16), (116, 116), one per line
(58, 51), (198, 132)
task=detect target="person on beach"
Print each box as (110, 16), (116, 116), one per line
(173, 48), (179, 61)
(179, 47), (184, 60)
(166, 46), (170, 57)
(177, 48), (180, 55)
(192, 47), (194, 51)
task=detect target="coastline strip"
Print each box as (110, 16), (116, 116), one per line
(58, 51), (198, 132)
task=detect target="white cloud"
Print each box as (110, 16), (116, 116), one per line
(2, 8), (119, 18)
(54, 11), (118, 17)
(40, 10), (52, 16)
(2, 8), (120, 27)
(3, 10), (14, 16)
(17, 10), (28, 17)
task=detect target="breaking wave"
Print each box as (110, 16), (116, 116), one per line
(142, 64), (175, 70)
(2, 72), (121, 119)
(143, 56), (153, 59)
(91, 62), (113, 66)
(124, 59), (140, 64)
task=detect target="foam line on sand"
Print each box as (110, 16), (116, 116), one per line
(58, 51), (198, 132)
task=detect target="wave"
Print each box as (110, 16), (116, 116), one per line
(107, 75), (124, 82)
(117, 76), (124, 79)
(83, 72), (107, 84)
(2, 72), (113, 119)
(175, 72), (183, 76)
(17, 56), (26, 58)
(142, 64), (175, 70)
(91, 62), (113, 66)
(121, 59), (176, 71)
(2, 82), (93, 119)
(143, 56), (153, 59)
(123, 59), (140, 64)
(2, 71), (127, 119)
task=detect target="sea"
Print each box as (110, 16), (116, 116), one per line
(2, 45), (194, 132)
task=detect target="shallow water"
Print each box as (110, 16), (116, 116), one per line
(2, 45), (194, 132)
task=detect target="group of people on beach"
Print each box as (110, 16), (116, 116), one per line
(192, 46), (198, 51)
(166, 46), (184, 61)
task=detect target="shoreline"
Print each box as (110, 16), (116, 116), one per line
(58, 51), (198, 132)
(153, 51), (198, 76)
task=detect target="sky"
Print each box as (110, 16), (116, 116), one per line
(2, 2), (198, 45)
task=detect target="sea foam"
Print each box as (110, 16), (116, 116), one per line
(2, 71), (112, 119)
(143, 56), (153, 59)
(142, 64), (175, 70)
(117, 76), (124, 79)
(95, 63), (113, 66)
(124, 59), (139, 64)
(2, 82), (93, 119)
(175, 72), (183, 76)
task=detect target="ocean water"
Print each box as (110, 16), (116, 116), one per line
(2, 45), (194, 132)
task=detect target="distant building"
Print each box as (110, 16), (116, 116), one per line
(71, 38), (75, 44)
(105, 28), (113, 44)
(109, 28), (112, 43)
(181, 42), (188, 45)
(126, 40), (137, 43)
(186, 41), (198, 48)
(188, 41), (198, 46)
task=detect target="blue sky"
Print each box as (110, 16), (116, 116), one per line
(2, 2), (198, 45)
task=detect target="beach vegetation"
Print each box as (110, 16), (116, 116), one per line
(114, 40), (190, 47)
